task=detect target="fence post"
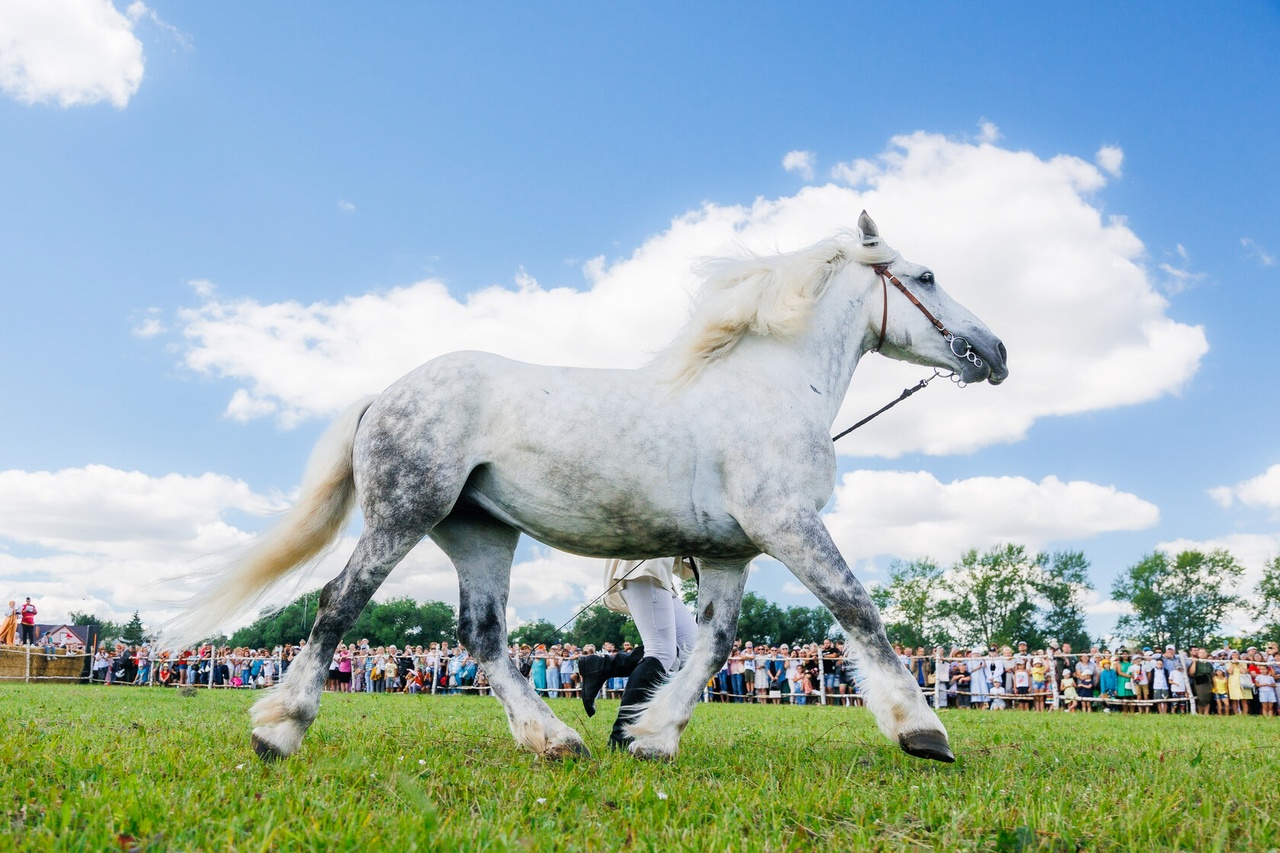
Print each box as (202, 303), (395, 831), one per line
(818, 654), (826, 705)
(934, 650), (943, 708)
(25, 643), (31, 683)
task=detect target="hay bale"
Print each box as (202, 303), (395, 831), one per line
(0, 644), (85, 682)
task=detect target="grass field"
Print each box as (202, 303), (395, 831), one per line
(1, 685), (1277, 852)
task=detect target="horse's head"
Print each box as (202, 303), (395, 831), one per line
(858, 211), (1008, 385)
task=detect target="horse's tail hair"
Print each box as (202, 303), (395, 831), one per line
(162, 396), (377, 648)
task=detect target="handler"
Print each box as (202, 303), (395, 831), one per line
(577, 557), (697, 749)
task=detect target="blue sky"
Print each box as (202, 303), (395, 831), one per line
(1, 2), (1277, 641)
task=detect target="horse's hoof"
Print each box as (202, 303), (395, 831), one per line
(629, 743), (675, 763)
(252, 733), (287, 763)
(899, 730), (955, 763)
(543, 741), (591, 761)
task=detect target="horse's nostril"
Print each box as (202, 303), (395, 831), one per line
(996, 341), (1007, 362)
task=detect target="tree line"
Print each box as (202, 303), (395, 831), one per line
(67, 547), (1280, 653)
(874, 544), (1280, 652)
(217, 586), (839, 653)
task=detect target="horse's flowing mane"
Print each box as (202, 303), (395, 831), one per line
(654, 232), (899, 386)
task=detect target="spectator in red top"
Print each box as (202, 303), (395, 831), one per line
(19, 597), (38, 645)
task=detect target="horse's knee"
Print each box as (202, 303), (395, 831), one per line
(708, 624), (736, 665)
(457, 592), (505, 662)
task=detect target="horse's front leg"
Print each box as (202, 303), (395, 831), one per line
(626, 557), (750, 761)
(432, 513), (589, 760)
(755, 507), (953, 762)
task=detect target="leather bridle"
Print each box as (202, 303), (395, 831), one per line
(870, 263), (984, 371)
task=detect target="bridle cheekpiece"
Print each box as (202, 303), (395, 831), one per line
(870, 263), (984, 372)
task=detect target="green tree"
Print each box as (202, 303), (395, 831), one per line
(1254, 554), (1280, 640)
(67, 611), (124, 646)
(120, 611), (148, 645)
(1112, 549), (1244, 650)
(735, 592), (785, 645)
(508, 619), (562, 648)
(870, 558), (950, 649)
(228, 592), (458, 650)
(230, 590), (323, 649)
(347, 597), (419, 647)
(414, 601), (460, 647)
(776, 605), (837, 645)
(1036, 550), (1094, 650)
(344, 597), (458, 647)
(940, 544), (1043, 648)
(565, 603), (630, 648)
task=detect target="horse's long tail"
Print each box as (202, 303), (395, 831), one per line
(163, 396), (377, 648)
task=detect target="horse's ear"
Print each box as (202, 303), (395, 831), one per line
(857, 211), (880, 247)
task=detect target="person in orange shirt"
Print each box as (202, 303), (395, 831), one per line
(0, 600), (17, 645)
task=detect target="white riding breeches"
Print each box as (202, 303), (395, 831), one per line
(620, 576), (697, 671)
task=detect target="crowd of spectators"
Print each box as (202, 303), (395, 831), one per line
(32, 634), (1280, 718)
(904, 639), (1280, 717)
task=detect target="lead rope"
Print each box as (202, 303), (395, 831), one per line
(532, 556), (699, 650)
(538, 266), (953, 647)
(831, 368), (950, 443)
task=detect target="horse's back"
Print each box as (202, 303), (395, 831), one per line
(351, 351), (758, 559)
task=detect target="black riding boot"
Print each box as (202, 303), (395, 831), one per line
(609, 656), (667, 750)
(578, 646), (644, 717)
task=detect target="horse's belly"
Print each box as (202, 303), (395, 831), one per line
(459, 471), (758, 560)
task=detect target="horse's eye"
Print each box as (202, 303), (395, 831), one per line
(919, 271), (934, 284)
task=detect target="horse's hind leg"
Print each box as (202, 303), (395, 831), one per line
(756, 508), (953, 762)
(250, 526), (424, 760)
(626, 557), (750, 761)
(430, 512), (589, 760)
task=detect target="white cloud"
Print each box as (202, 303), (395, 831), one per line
(1209, 463), (1280, 511)
(829, 158), (878, 188)
(1158, 244), (1207, 294)
(0, 465), (283, 628)
(0, 465), (284, 560)
(1095, 145), (1124, 177)
(822, 470), (1159, 566)
(0, 464), (605, 634)
(977, 121), (1001, 144)
(125, 1), (190, 51)
(782, 150), (815, 180)
(131, 308), (166, 338)
(0, 0), (145, 108)
(170, 131), (1207, 460)
(780, 581), (809, 597)
(1241, 237), (1275, 267)
(338, 200), (356, 213)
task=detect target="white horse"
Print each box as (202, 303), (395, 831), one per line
(168, 212), (1007, 764)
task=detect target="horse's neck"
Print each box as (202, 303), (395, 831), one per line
(719, 274), (873, 424)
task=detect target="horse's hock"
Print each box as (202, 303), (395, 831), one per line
(0, 645), (84, 682)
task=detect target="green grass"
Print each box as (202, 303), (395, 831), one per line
(1, 685), (1277, 851)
